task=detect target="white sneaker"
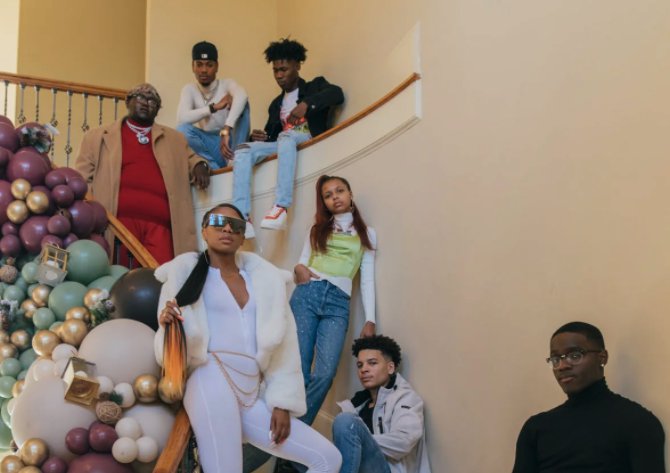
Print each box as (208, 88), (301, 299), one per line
(260, 205), (288, 230)
(244, 219), (255, 239)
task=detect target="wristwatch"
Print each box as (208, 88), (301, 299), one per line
(209, 103), (216, 114)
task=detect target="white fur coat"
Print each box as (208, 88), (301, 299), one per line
(153, 251), (306, 416)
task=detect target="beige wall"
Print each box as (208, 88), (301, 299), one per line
(0, 0), (20, 119)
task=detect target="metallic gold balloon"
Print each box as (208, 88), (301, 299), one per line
(11, 379), (25, 398)
(158, 376), (183, 404)
(10, 179), (31, 200)
(10, 330), (31, 351)
(25, 191), (49, 214)
(133, 374), (158, 403)
(59, 319), (87, 347)
(83, 288), (106, 309)
(31, 285), (51, 308)
(17, 467), (41, 473)
(7, 200), (29, 224)
(31, 330), (60, 357)
(0, 455), (24, 473)
(0, 330), (9, 344)
(19, 438), (49, 466)
(65, 306), (90, 323)
(20, 299), (38, 319)
(0, 343), (17, 361)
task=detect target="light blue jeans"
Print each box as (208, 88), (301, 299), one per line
(333, 412), (391, 473)
(176, 103), (251, 169)
(232, 129), (311, 218)
(290, 280), (351, 426)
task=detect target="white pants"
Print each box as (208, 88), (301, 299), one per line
(184, 354), (342, 473)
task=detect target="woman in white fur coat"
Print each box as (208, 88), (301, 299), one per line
(154, 203), (342, 473)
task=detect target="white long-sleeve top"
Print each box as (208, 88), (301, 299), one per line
(298, 213), (376, 323)
(176, 79), (248, 131)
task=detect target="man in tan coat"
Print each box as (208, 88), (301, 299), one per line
(76, 83), (210, 264)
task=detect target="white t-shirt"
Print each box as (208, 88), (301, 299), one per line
(279, 88), (300, 126)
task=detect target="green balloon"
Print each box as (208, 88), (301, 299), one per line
(109, 265), (129, 279)
(16, 370), (27, 381)
(2, 285), (25, 304)
(13, 276), (27, 291)
(49, 321), (63, 333)
(48, 281), (88, 320)
(1, 398), (10, 427)
(88, 275), (116, 292)
(65, 240), (111, 285)
(0, 416), (11, 448)
(0, 359), (21, 378)
(0, 282), (6, 298)
(0, 377), (15, 398)
(33, 307), (56, 330)
(27, 283), (39, 298)
(19, 349), (37, 370)
(21, 262), (39, 284)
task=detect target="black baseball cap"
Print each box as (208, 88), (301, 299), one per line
(192, 41), (218, 61)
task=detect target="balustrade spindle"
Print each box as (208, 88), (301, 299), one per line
(81, 93), (89, 132)
(65, 90), (73, 166)
(17, 83), (26, 124)
(34, 85), (41, 122)
(97, 95), (103, 126)
(3, 81), (8, 116)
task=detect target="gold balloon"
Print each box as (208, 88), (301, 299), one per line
(10, 330), (31, 351)
(65, 306), (90, 323)
(11, 379), (25, 398)
(31, 285), (51, 308)
(59, 319), (87, 347)
(133, 374), (159, 403)
(20, 299), (38, 319)
(0, 455), (24, 473)
(0, 330), (9, 344)
(25, 191), (49, 214)
(18, 468), (41, 473)
(19, 438), (49, 467)
(31, 330), (60, 357)
(83, 288), (106, 309)
(10, 179), (31, 200)
(158, 376), (183, 404)
(0, 343), (17, 361)
(7, 200), (29, 224)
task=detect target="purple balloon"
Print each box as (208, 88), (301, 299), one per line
(6, 147), (51, 185)
(88, 201), (109, 233)
(0, 180), (14, 226)
(0, 234), (21, 257)
(68, 453), (133, 473)
(0, 123), (19, 152)
(89, 233), (111, 256)
(68, 200), (95, 237)
(41, 234), (64, 249)
(66, 427), (90, 455)
(60, 167), (85, 182)
(1, 222), (18, 236)
(0, 147), (12, 169)
(88, 421), (118, 453)
(68, 177), (88, 200)
(63, 232), (79, 247)
(47, 214), (71, 236)
(44, 169), (67, 189)
(41, 456), (68, 473)
(18, 215), (50, 254)
(52, 184), (75, 208)
(0, 116), (12, 127)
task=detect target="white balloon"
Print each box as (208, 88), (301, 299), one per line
(51, 343), (77, 362)
(53, 358), (69, 378)
(112, 437), (138, 463)
(78, 319), (159, 384)
(32, 359), (57, 381)
(136, 436), (158, 463)
(124, 403), (175, 451)
(115, 417), (142, 440)
(114, 383), (136, 408)
(7, 398), (16, 416)
(96, 375), (114, 395)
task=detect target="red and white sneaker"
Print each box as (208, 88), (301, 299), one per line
(260, 205), (288, 230)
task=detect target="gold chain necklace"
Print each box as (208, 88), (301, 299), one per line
(197, 80), (218, 104)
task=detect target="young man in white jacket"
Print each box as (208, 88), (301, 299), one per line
(334, 335), (432, 473)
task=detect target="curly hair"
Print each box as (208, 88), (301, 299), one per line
(352, 335), (402, 366)
(264, 38), (307, 63)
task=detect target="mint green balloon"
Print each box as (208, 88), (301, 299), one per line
(0, 283), (6, 298)
(1, 399), (10, 427)
(16, 370), (27, 381)
(0, 417), (11, 448)
(0, 359), (21, 378)
(33, 307), (56, 330)
(66, 240), (111, 285)
(13, 276), (27, 291)
(88, 275), (116, 292)
(0, 377), (15, 398)
(27, 283), (39, 298)
(109, 265), (129, 279)
(49, 321), (63, 333)
(2, 285), (25, 304)
(21, 262), (39, 284)
(48, 281), (87, 320)
(19, 349), (37, 370)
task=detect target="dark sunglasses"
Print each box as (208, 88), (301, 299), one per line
(203, 214), (246, 234)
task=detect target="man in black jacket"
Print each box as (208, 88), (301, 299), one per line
(231, 38), (344, 237)
(512, 321), (665, 473)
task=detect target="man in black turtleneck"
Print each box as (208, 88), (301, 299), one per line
(512, 321), (665, 473)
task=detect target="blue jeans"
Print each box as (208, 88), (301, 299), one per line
(232, 129), (311, 218)
(177, 103), (251, 169)
(333, 413), (391, 473)
(290, 280), (350, 426)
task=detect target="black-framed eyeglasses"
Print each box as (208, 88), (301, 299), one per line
(129, 94), (160, 108)
(546, 349), (602, 368)
(203, 214), (246, 234)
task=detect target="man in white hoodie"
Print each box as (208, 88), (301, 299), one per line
(333, 335), (432, 473)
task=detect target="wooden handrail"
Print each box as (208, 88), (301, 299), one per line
(211, 72), (421, 175)
(153, 408), (192, 473)
(105, 212), (159, 269)
(0, 72), (127, 99)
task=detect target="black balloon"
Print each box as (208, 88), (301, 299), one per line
(109, 267), (162, 330)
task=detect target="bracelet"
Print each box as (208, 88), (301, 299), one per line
(209, 103), (216, 114)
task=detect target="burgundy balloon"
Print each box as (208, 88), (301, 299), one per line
(1, 222), (18, 236)
(67, 177), (88, 200)
(44, 169), (67, 189)
(68, 200), (95, 237)
(88, 201), (109, 233)
(66, 427), (90, 455)
(89, 233), (111, 256)
(5, 147), (51, 185)
(0, 180), (14, 226)
(88, 421), (118, 453)
(47, 214), (71, 236)
(18, 215), (50, 254)
(41, 234), (64, 249)
(41, 456), (68, 473)
(0, 147), (12, 168)
(0, 123), (19, 152)
(51, 184), (75, 208)
(63, 232), (79, 247)
(0, 116), (12, 127)
(68, 453), (133, 473)
(0, 234), (21, 257)
(60, 166), (85, 182)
